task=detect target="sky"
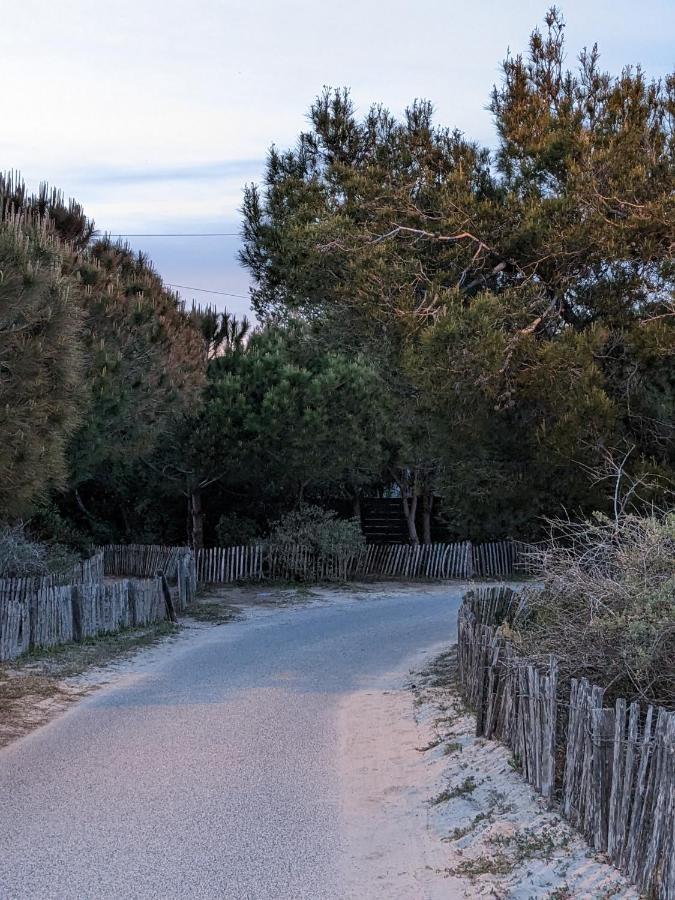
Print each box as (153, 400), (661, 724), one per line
(3, 0), (674, 318)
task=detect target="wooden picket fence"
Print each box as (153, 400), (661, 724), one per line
(356, 542), (473, 579)
(458, 587), (558, 803)
(102, 544), (183, 579)
(457, 586), (675, 899)
(0, 549), (104, 597)
(0, 545), (197, 662)
(562, 681), (675, 895)
(0, 576), (166, 660)
(197, 544), (265, 584)
(102, 544), (197, 611)
(471, 540), (529, 578)
(197, 540), (527, 584)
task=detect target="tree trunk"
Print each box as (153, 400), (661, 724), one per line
(351, 493), (362, 523)
(120, 504), (131, 539)
(402, 494), (419, 544)
(186, 497), (192, 546)
(422, 492), (433, 545)
(191, 487), (204, 551)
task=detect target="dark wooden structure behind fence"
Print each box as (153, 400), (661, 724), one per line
(0, 546), (197, 662)
(357, 496), (471, 544)
(359, 497), (413, 544)
(197, 540), (527, 584)
(457, 586), (675, 899)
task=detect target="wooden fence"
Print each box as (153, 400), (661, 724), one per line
(457, 587), (558, 803)
(0, 549), (104, 597)
(102, 544), (197, 611)
(457, 586), (675, 899)
(0, 545), (197, 662)
(197, 540), (527, 584)
(0, 576), (166, 661)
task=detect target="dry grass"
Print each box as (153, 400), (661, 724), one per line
(430, 776), (477, 805)
(515, 512), (675, 708)
(0, 621), (177, 749)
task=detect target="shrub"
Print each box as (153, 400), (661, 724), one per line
(268, 504), (364, 554)
(216, 513), (260, 546)
(267, 504), (364, 580)
(513, 512), (675, 708)
(28, 500), (92, 555)
(0, 524), (80, 578)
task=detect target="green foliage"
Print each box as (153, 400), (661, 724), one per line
(27, 500), (92, 555)
(240, 10), (674, 537)
(410, 294), (616, 537)
(268, 504), (364, 555)
(0, 175), (207, 539)
(189, 305), (251, 359)
(0, 211), (85, 518)
(164, 323), (388, 546)
(216, 512), (260, 546)
(229, 326), (387, 501)
(71, 239), (206, 486)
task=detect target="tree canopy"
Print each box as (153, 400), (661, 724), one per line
(162, 324), (388, 547)
(240, 8), (674, 538)
(1, 9), (672, 548)
(0, 209), (84, 518)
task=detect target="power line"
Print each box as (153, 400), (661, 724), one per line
(165, 282), (249, 299)
(94, 233), (249, 298)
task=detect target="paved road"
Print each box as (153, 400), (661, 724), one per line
(0, 583), (466, 899)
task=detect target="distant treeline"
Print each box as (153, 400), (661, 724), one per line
(1, 10), (673, 548)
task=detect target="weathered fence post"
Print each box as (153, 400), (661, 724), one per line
(158, 572), (177, 624)
(542, 655), (558, 807)
(127, 580), (138, 627)
(71, 585), (83, 643)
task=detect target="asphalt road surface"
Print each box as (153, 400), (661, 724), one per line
(0, 583), (466, 899)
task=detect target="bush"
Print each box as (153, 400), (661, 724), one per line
(268, 504), (364, 554)
(0, 524), (80, 578)
(267, 504), (364, 580)
(216, 513), (260, 546)
(513, 512), (675, 708)
(28, 500), (92, 555)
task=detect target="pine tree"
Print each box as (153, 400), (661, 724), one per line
(0, 209), (85, 518)
(240, 10), (674, 537)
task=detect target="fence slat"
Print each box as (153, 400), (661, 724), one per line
(457, 587), (673, 900)
(194, 540), (526, 585)
(0, 546), (195, 661)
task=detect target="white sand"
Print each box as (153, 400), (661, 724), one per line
(408, 652), (639, 899)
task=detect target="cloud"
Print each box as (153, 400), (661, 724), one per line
(75, 160), (266, 186)
(4, 0), (673, 321)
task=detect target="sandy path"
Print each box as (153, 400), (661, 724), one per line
(412, 650), (638, 899)
(338, 675), (463, 898)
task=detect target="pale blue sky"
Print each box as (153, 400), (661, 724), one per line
(3, 0), (674, 317)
